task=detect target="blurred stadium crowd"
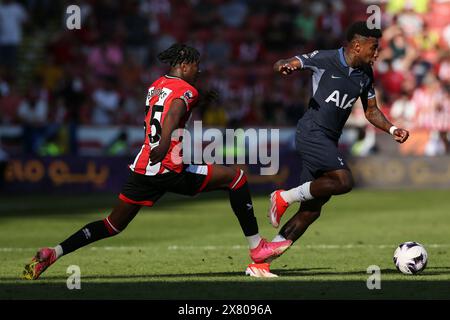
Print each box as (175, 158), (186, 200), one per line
(0, 0), (449, 157)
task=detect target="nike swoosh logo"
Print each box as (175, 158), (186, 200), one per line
(331, 75), (341, 79)
(246, 203), (253, 210)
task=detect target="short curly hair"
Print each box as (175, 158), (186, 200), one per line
(346, 21), (382, 42)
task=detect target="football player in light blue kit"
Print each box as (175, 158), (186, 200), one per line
(267, 21), (409, 260)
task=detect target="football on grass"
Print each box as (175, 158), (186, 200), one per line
(393, 241), (428, 275)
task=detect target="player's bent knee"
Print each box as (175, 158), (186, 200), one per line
(337, 173), (354, 194)
(340, 179), (353, 194)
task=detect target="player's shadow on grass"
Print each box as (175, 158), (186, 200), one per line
(3, 266), (450, 283)
(275, 267), (450, 277)
(0, 267), (331, 281)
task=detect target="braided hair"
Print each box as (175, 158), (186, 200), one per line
(157, 43), (200, 67)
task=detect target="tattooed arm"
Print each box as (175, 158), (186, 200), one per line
(362, 95), (409, 143)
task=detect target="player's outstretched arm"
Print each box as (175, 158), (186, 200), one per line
(273, 57), (302, 75)
(362, 96), (409, 143)
(149, 98), (187, 164)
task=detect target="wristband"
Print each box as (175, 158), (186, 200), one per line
(389, 126), (398, 135)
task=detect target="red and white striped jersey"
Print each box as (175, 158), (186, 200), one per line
(130, 75), (199, 175)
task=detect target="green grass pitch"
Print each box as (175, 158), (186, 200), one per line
(1, 190), (449, 299)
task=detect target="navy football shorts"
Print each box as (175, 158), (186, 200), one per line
(119, 164), (212, 207)
(295, 121), (349, 184)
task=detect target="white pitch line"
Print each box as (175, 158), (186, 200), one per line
(1, 244), (449, 252)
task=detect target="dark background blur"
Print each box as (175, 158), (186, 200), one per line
(0, 0), (450, 193)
